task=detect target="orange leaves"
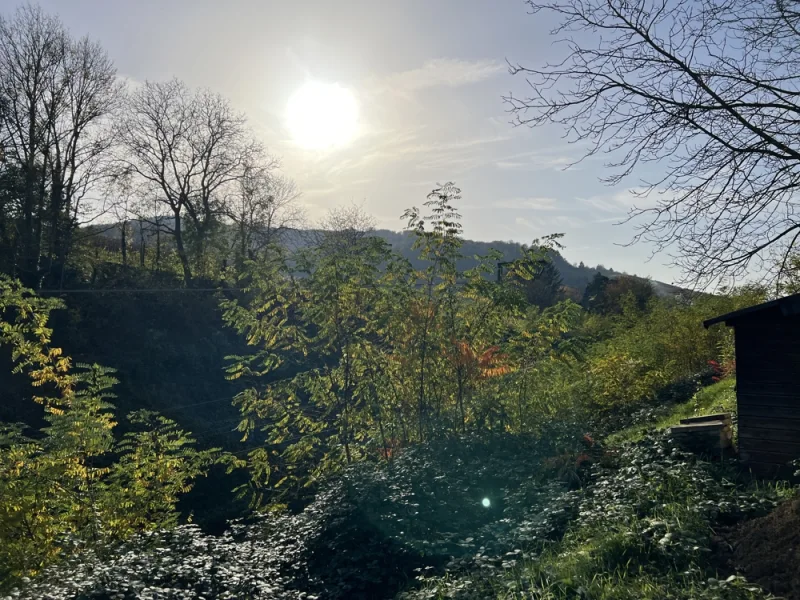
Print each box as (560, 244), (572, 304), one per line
(448, 340), (514, 379)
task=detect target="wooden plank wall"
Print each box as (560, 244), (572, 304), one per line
(735, 314), (800, 477)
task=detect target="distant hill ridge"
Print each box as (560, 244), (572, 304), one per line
(368, 229), (682, 297)
(93, 222), (682, 297)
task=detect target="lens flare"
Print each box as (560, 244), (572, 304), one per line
(482, 497), (491, 508)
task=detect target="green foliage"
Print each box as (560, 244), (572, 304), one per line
(403, 434), (792, 600)
(15, 431), (794, 600)
(581, 290), (762, 411)
(3, 182), (782, 597)
(607, 378), (737, 445)
(0, 276), (72, 394)
(223, 186), (585, 498)
(10, 433), (583, 600)
(580, 274), (655, 315)
(581, 272), (610, 312)
(514, 258), (564, 308)
(105, 410), (235, 538)
(0, 276), (233, 585)
(221, 184), (767, 505)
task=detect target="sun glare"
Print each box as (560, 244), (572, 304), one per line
(286, 81), (359, 150)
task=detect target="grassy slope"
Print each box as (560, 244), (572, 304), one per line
(406, 377), (796, 600)
(487, 378), (792, 600)
(606, 377), (737, 446)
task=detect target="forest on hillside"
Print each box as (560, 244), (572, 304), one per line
(2, 1), (800, 599)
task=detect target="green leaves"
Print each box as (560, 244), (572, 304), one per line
(223, 185), (592, 498)
(0, 278), (232, 584)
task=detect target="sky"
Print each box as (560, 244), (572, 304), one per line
(3, 0), (679, 282)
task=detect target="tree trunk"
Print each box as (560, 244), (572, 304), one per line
(155, 212), (161, 270)
(120, 220), (127, 266)
(48, 166), (63, 275)
(139, 222), (146, 268)
(31, 163), (47, 287)
(173, 211), (192, 284)
(238, 222), (247, 270)
(20, 108), (38, 288)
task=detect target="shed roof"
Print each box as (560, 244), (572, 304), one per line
(703, 293), (800, 328)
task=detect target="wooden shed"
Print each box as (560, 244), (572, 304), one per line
(704, 293), (800, 477)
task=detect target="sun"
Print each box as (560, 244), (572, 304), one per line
(286, 81), (359, 150)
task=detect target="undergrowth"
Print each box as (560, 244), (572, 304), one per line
(606, 378), (737, 445)
(8, 416), (796, 600)
(406, 432), (793, 600)
(6, 434), (584, 599)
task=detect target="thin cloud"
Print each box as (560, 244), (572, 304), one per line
(579, 189), (654, 213)
(498, 197), (560, 211)
(376, 58), (505, 94)
(465, 197), (561, 211)
(495, 152), (577, 172)
(551, 215), (585, 229)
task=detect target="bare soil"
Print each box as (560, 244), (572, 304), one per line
(725, 498), (800, 600)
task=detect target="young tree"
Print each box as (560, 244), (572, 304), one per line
(403, 183), (464, 438)
(223, 208), (395, 497)
(507, 0), (800, 287)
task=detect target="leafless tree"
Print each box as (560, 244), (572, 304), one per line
(314, 203), (377, 256)
(44, 36), (119, 275)
(226, 158), (304, 267)
(506, 0), (800, 288)
(0, 4), (117, 286)
(115, 78), (260, 283)
(0, 4), (66, 284)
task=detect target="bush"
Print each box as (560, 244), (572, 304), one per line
(10, 434), (586, 600)
(404, 433), (792, 600)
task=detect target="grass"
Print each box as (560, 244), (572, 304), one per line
(402, 376), (794, 600)
(406, 427), (789, 600)
(606, 377), (737, 446)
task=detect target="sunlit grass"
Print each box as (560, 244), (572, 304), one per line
(606, 377), (737, 446)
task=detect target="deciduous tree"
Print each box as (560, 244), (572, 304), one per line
(116, 79), (260, 283)
(507, 0), (800, 287)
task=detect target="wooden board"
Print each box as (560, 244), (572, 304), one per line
(738, 404), (800, 420)
(739, 425), (800, 444)
(680, 413), (731, 425)
(669, 421), (727, 433)
(737, 392), (800, 409)
(738, 415), (800, 432)
(737, 382), (800, 397)
(739, 444), (800, 465)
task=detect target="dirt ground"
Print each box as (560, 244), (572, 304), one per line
(722, 498), (800, 600)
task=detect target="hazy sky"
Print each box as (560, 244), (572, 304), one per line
(4, 0), (679, 282)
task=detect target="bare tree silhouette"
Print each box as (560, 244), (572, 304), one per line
(507, 0), (800, 288)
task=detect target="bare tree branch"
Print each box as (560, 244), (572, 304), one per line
(506, 0), (800, 288)
(115, 79), (261, 283)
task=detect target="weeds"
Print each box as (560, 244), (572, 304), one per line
(406, 432), (792, 600)
(606, 378), (737, 445)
